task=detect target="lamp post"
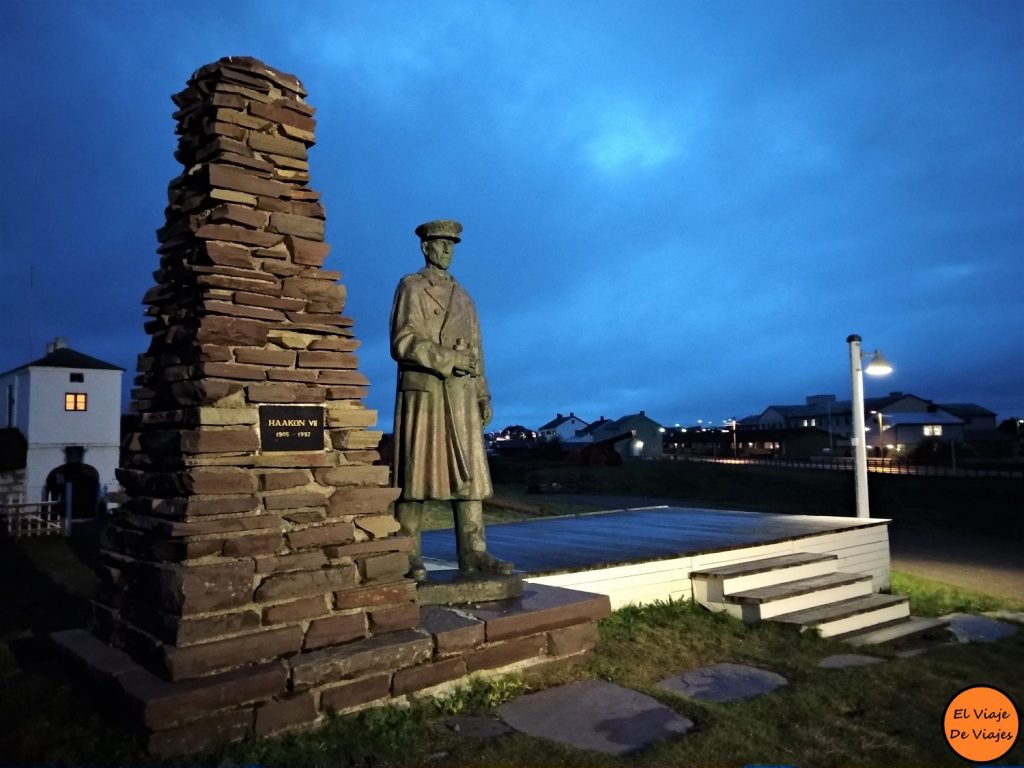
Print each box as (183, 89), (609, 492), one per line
(847, 334), (893, 518)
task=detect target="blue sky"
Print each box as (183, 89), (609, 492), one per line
(1, 1), (1021, 431)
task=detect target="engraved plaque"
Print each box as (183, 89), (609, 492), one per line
(259, 405), (325, 452)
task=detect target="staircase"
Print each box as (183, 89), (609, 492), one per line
(691, 552), (946, 644)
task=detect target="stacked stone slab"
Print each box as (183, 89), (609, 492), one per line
(54, 57), (612, 756)
(95, 54), (412, 712)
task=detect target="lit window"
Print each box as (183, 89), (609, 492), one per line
(65, 393), (87, 411)
(69, 372), (84, 383)
(923, 424), (943, 437)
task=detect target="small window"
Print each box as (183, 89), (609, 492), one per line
(65, 393), (87, 411)
(923, 424), (943, 437)
(69, 372), (84, 383)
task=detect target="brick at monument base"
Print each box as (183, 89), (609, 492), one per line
(547, 622), (601, 657)
(148, 709), (253, 757)
(121, 603), (263, 647)
(464, 634), (549, 673)
(464, 585), (612, 642)
(332, 581), (417, 610)
(291, 629), (433, 689)
(164, 625), (303, 680)
(392, 656), (468, 695)
(303, 612), (367, 650)
(368, 603), (420, 633)
(262, 595), (330, 624)
(121, 661), (289, 729)
(254, 692), (318, 737)
(320, 672), (392, 712)
(419, 604), (486, 655)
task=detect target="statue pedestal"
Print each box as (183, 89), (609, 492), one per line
(53, 582), (610, 756)
(417, 570), (524, 605)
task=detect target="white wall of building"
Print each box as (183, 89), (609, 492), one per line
(17, 366), (121, 503)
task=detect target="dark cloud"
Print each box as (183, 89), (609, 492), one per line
(1, 1), (1021, 432)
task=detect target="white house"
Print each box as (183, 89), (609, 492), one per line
(537, 412), (589, 443)
(0, 338), (123, 513)
(588, 411), (665, 460)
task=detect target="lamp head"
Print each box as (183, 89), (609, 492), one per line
(865, 349), (893, 376)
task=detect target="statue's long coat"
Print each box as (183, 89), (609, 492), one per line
(390, 266), (492, 501)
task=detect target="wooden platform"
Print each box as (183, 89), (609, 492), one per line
(422, 506), (892, 610)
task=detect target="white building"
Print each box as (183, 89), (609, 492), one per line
(0, 338), (123, 513)
(588, 411), (665, 460)
(537, 412), (589, 443)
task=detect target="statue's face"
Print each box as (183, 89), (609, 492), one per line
(422, 238), (455, 270)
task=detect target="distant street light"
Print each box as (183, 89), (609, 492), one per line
(870, 410), (886, 459)
(848, 334), (893, 518)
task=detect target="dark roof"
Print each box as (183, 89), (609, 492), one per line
(938, 403), (996, 418)
(591, 411), (664, 436)
(762, 393), (934, 419)
(575, 418), (611, 437)
(2, 347), (123, 376)
(0, 428), (27, 472)
(538, 413), (587, 431)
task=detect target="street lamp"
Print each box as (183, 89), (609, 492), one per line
(847, 334), (893, 518)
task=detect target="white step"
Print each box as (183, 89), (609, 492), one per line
(838, 615), (950, 646)
(773, 594), (910, 638)
(691, 552), (838, 604)
(728, 572), (875, 622)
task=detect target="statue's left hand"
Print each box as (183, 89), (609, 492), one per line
(479, 399), (493, 427)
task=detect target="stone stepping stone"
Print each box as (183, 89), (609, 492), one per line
(659, 662), (788, 702)
(435, 715), (514, 739)
(945, 613), (1018, 643)
(817, 653), (885, 669)
(984, 610), (1024, 625)
(498, 679), (693, 755)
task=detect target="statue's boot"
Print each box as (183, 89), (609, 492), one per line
(395, 500), (428, 582)
(454, 500), (513, 575)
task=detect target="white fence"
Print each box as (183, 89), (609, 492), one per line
(1, 493), (69, 538)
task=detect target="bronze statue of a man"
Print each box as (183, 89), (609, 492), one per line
(390, 219), (512, 582)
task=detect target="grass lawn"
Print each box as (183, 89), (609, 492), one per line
(198, 599), (1022, 768)
(2, 460), (1020, 766)
(2, 532), (1022, 766)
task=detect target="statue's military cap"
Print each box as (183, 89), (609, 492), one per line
(415, 219), (462, 243)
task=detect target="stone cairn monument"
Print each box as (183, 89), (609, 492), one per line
(53, 57), (609, 756)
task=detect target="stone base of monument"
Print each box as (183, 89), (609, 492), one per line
(51, 583), (610, 756)
(416, 569), (524, 605)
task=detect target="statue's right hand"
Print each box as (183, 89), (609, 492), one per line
(452, 351), (479, 376)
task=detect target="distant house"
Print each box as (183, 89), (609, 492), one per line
(0, 338), (123, 514)
(573, 417), (612, 441)
(588, 411), (664, 460)
(937, 403), (997, 433)
(880, 412), (965, 454)
(750, 392), (989, 458)
(537, 412), (589, 443)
